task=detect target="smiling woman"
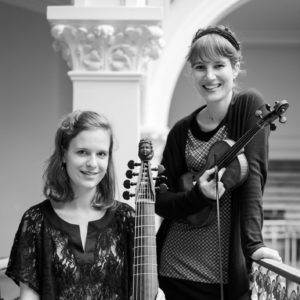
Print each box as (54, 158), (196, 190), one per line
(4, 111), (135, 300)
(155, 25), (282, 300)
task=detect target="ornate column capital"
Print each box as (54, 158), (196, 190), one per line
(50, 22), (164, 72)
(47, 6), (164, 72)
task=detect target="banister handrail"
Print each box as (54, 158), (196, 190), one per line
(251, 258), (300, 299)
(258, 258), (300, 283)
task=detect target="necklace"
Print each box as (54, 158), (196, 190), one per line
(207, 112), (214, 121)
(205, 107), (216, 122)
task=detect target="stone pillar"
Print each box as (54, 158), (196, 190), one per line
(47, 1), (164, 202)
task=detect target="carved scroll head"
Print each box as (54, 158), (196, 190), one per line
(138, 138), (153, 161)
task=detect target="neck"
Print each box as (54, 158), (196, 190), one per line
(205, 91), (233, 122)
(71, 188), (97, 211)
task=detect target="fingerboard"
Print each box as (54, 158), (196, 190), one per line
(133, 160), (158, 300)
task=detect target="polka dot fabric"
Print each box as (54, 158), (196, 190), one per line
(159, 126), (232, 283)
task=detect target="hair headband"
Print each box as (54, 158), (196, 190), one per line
(192, 27), (241, 51)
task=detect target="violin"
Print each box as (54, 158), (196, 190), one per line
(178, 100), (289, 227)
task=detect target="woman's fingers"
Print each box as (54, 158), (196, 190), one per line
(219, 167), (226, 179)
(251, 247), (282, 262)
(198, 167), (226, 200)
(200, 167), (226, 183)
(199, 167), (215, 183)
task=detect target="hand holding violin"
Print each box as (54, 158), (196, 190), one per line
(198, 167), (226, 200)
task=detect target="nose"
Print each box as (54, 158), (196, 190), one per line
(86, 154), (97, 168)
(204, 66), (216, 80)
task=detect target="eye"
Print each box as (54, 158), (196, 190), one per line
(77, 150), (88, 156)
(192, 63), (205, 71)
(214, 63), (225, 69)
(97, 151), (108, 158)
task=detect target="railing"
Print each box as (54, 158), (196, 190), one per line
(248, 220), (300, 299)
(250, 259), (300, 299)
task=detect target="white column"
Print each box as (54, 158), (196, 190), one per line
(47, 3), (164, 203)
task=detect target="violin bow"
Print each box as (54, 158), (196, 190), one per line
(214, 155), (224, 300)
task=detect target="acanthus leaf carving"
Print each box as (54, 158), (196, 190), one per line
(50, 23), (164, 72)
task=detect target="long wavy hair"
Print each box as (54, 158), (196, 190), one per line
(43, 110), (116, 209)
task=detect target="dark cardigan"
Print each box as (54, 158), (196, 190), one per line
(155, 89), (270, 300)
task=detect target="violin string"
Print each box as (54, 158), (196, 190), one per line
(133, 159), (158, 299)
(140, 166), (143, 300)
(146, 163), (151, 298)
(217, 124), (261, 169)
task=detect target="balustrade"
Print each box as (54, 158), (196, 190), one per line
(250, 259), (300, 299)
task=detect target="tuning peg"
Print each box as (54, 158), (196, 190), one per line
(123, 179), (136, 189)
(127, 160), (141, 169)
(152, 164), (166, 174)
(123, 191), (135, 200)
(125, 170), (138, 179)
(255, 110), (263, 119)
(155, 183), (168, 194)
(266, 104), (271, 111)
(270, 123), (277, 131)
(151, 164), (165, 173)
(154, 175), (168, 185)
(279, 116), (287, 123)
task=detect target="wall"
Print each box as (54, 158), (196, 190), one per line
(0, 3), (72, 257)
(240, 45), (300, 159)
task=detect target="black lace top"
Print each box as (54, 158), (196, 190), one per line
(6, 199), (135, 300)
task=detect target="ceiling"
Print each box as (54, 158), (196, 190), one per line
(0, 0), (299, 35)
(220, 0), (300, 45)
(225, 0), (300, 32)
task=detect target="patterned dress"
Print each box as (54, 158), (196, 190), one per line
(6, 200), (135, 300)
(159, 124), (231, 283)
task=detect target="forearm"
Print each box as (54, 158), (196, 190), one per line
(240, 127), (269, 257)
(155, 184), (215, 219)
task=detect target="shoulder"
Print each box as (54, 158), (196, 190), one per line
(167, 107), (203, 141)
(21, 200), (48, 225)
(113, 201), (135, 220)
(172, 107), (202, 130)
(233, 88), (265, 108)
(111, 201), (135, 233)
(228, 88), (266, 121)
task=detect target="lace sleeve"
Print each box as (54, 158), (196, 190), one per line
(5, 206), (43, 294)
(116, 202), (135, 298)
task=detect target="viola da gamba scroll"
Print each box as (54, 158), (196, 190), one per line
(123, 139), (166, 300)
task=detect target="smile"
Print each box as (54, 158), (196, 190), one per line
(203, 83), (221, 91)
(80, 170), (99, 176)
